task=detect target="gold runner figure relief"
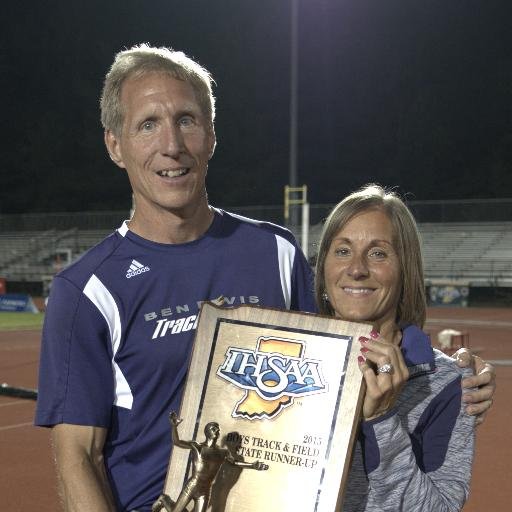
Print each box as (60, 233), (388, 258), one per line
(152, 412), (268, 512)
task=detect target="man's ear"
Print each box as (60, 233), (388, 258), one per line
(104, 130), (126, 169)
(208, 127), (217, 160)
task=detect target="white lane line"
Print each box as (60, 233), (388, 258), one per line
(0, 400), (32, 407)
(427, 318), (512, 328)
(0, 422), (34, 432)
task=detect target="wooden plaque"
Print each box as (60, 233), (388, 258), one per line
(162, 304), (369, 511)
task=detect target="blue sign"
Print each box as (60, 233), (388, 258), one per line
(428, 285), (469, 307)
(0, 294), (39, 313)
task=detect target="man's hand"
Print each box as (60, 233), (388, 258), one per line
(453, 348), (496, 425)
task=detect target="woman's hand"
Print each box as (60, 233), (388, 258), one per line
(358, 330), (409, 421)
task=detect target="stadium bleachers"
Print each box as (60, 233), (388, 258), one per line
(420, 222), (512, 285)
(0, 229), (110, 281)
(303, 221), (512, 287)
(1, 221), (511, 287)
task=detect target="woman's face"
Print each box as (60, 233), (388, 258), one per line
(324, 209), (401, 330)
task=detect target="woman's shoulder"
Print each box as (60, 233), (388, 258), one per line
(432, 348), (473, 380)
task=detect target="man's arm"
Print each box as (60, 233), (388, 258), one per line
(453, 348), (496, 425)
(52, 424), (116, 512)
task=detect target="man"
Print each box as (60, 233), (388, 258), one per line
(35, 44), (495, 512)
(35, 44), (315, 512)
(152, 412), (268, 512)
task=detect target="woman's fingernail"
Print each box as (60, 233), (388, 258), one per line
(361, 347), (369, 353)
(370, 330), (380, 339)
(359, 336), (369, 344)
(358, 355), (365, 364)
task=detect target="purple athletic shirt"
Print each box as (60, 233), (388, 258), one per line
(35, 208), (316, 511)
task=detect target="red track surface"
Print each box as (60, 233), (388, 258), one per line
(1, 307), (511, 510)
(0, 329), (58, 511)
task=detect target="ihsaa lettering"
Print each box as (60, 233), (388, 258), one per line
(217, 347), (327, 400)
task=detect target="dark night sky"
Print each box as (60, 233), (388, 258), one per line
(2, 0), (512, 214)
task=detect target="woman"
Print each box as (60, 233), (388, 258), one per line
(315, 184), (474, 511)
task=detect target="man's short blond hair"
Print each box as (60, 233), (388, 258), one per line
(100, 44), (215, 136)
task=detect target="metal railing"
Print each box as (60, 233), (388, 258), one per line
(2, 198), (512, 232)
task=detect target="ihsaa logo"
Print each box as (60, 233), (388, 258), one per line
(216, 336), (328, 420)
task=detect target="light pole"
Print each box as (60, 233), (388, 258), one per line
(289, 0), (299, 228)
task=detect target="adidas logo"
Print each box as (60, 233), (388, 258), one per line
(126, 259), (150, 279)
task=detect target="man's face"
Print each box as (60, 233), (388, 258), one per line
(105, 72), (215, 218)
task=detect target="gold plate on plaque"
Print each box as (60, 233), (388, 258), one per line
(161, 304), (369, 512)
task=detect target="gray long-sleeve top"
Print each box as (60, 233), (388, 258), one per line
(343, 325), (475, 511)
